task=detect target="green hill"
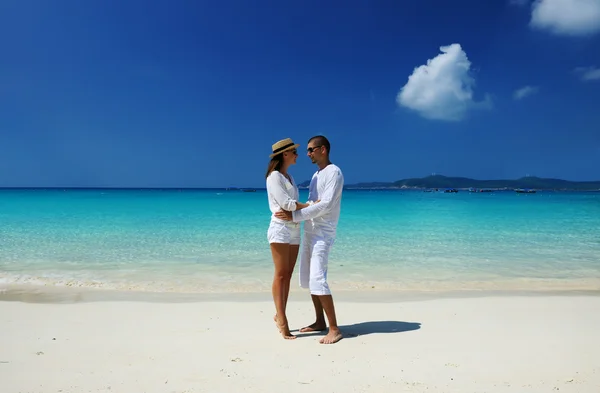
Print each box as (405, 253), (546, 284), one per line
(392, 175), (600, 190)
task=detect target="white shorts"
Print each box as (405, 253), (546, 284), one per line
(299, 232), (335, 296)
(267, 220), (301, 245)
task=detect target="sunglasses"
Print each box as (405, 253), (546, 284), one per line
(306, 145), (322, 153)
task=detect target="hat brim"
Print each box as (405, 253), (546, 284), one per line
(269, 144), (299, 158)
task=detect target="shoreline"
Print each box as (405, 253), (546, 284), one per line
(2, 272), (599, 299)
(2, 282), (599, 304)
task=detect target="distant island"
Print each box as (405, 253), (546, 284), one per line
(298, 175), (600, 191)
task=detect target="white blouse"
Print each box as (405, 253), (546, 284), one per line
(266, 171), (299, 220)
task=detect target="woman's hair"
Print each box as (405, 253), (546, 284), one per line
(265, 153), (284, 178)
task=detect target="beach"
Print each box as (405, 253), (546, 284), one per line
(2, 189), (600, 391)
(2, 289), (600, 393)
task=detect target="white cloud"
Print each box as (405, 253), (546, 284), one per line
(574, 66), (600, 81)
(513, 85), (540, 100)
(530, 0), (600, 36)
(396, 44), (490, 122)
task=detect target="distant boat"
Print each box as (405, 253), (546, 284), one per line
(444, 188), (458, 193)
(515, 188), (536, 194)
(226, 187), (256, 192)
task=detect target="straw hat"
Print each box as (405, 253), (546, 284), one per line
(269, 138), (299, 158)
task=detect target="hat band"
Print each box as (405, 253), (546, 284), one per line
(272, 142), (295, 154)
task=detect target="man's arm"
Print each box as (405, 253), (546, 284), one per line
(291, 169), (343, 222)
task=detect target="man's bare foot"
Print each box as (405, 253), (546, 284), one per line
(275, 316), (296, 340)
(299, 321), (327, 333)
(319, 328), (343, 344)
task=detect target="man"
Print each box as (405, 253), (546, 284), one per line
(275, 135), (344, 344)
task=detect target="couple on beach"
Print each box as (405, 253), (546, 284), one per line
(265, 135), (344, 344)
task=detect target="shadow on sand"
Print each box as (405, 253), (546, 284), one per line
(294, 320), (421, 338)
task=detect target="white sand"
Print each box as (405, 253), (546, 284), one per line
(1, 293), (599, 393)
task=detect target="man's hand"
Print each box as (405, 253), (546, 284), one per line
(275, 209), (293, 221)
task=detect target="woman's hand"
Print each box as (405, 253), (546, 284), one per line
(295, 199), (321, 210)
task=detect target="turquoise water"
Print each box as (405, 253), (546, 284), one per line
(1, 189), (599, 293)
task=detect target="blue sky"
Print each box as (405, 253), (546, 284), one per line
(1, 0), (599, 188)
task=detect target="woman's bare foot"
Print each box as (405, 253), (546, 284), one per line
(275, 316), (296, 340)
(319, 328), (343, 344)
(273, 314), (281, 332)
(299, 321), (327, 333)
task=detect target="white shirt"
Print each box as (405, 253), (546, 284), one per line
(292, 164), (344, 236)
(266, 171), (299, 223)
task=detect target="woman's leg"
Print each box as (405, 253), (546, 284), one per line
(284, 245), (300, 312)
(270, 242), (295, 339)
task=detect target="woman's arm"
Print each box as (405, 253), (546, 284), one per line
(295, 201), (311, 209)
(267, 173), (299, 211)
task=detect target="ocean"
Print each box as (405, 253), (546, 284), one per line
(1, 188), (599, 294)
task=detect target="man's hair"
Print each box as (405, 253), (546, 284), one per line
(308, 135), (331, 155)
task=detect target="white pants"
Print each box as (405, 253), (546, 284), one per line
(299, 231), (335, 296)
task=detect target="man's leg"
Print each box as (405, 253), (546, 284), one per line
(299, 294), (326, 332)
(308, 237), (342, 344)
(298, 232), (327, 332)
(318, 294), (342, 344)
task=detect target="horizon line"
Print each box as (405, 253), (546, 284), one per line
(1, 174), (600, 190)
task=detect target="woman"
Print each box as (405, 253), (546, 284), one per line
(266, 138), (313, 340)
